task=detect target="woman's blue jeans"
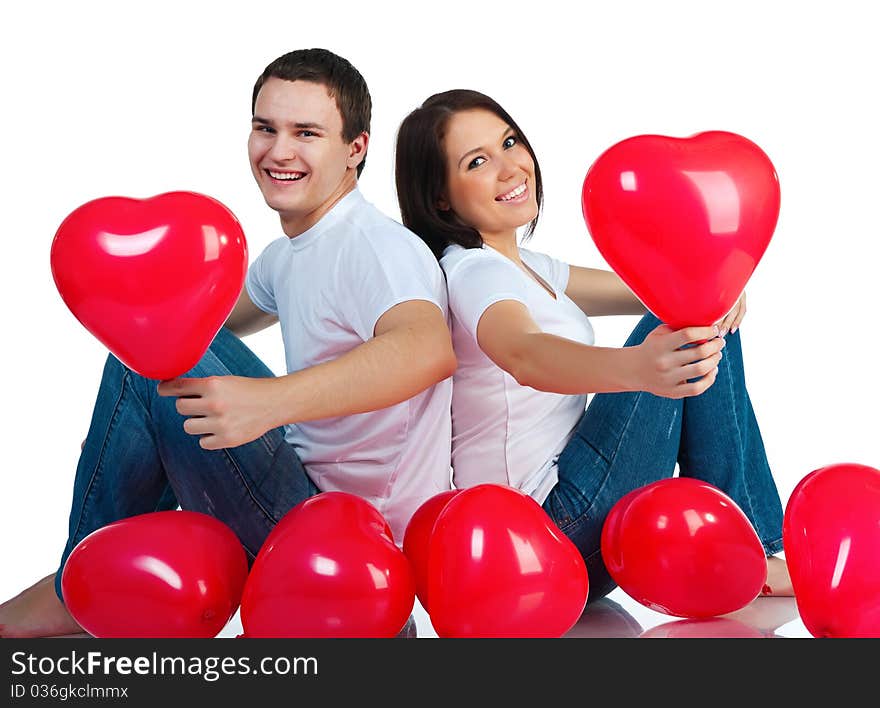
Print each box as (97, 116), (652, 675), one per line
(541, 313), (785, 603)
(54, 327), (319, 602)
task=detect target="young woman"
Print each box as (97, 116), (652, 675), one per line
(395, 89), (791, 602)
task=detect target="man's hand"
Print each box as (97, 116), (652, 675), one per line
(157, 375), (279, 450)
(715, 292), (747, 337)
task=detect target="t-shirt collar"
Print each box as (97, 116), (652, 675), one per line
(286, 187), (364, 251)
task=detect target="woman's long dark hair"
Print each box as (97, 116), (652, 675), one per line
(395, 89), (544, 260)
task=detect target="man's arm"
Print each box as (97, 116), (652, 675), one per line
(158, 299), (456, 449)
(223, 287), (279, 337)
(270, 299), (455, 422)
(565, 265), (648, 317)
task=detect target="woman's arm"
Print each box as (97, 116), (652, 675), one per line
(565, 264), (648, 317)
(476, 299), (724, 399)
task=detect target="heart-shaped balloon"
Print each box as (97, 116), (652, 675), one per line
(60, 510), (249, 638)
(601, 478), (767, 618)
(581, 131), (780, 329)
(428, 484), (589, 638)
(50, 191), (248, 380)
(402, 489), (462, 612)
(783, 463), (880, 638)
(240, 492), (415, 638)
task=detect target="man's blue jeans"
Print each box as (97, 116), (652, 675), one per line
(542, 313), (785, 603)
(54, 327), (319, 602)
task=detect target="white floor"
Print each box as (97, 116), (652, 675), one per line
(203, 588), (810, 639)
(47, 588), (808, 639)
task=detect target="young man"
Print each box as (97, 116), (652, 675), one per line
(0, 48), (455, 638)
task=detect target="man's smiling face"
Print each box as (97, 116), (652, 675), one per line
(248, 77), (363, 236)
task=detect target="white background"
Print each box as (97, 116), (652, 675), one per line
(1, 0), (877, 612)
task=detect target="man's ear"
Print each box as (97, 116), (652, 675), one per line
(348, 132), (369, 170)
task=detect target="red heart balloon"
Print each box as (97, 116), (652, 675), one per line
(427, 484), (589, 638)
(581, 131), (780, 329)
(50, 191), (248, 380)
(259, 488), (396, 556)
(60, 510), (249, 638)
(240, 492), (415, 638)
(402, 489), (462, 612)
(601, 478), (767, 618)
(783, 463), (880, 638)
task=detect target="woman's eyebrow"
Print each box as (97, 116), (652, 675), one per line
(458, 126), (515, 167)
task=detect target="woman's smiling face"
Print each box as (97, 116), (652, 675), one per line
(441, 109), (539, 240)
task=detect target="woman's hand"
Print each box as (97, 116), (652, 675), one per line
(631, 324), (726, 399)
(715, 292), (747, 337)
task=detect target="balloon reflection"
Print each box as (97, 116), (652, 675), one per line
(641, 617), (770, 639)
(563, 597), (644, 638)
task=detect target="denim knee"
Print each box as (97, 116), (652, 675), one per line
(623, 312), (663, 347)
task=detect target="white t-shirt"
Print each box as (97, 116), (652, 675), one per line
(440, 243), (595, 505)
(245, 188), (453, 543)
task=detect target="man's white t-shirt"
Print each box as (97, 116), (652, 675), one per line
(245, 188), (453, 543)
(440, 243), (595, 505)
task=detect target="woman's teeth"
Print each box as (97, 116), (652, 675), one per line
(497, 183), (526, 201)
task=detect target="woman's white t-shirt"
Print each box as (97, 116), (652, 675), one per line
(440, 243), (595, 504)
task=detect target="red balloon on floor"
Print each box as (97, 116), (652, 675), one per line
(582, 131), (780, 329)
(601, 478), (767, 618)
(428, 484), (589, 638)
(402, 489), (462, 612)
(50, 191), (248, 380)
(61, 510), (248, 638)
(783, 462), (880, 638)
(240, 492), (415, 638)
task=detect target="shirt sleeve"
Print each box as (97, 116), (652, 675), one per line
(443, 250), (530, 341)
(521, 248), (570, 292)
(334, 224), (447, 341)
(244, 239), (282, 315)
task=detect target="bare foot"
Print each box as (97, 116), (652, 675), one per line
(0, 573), (85, 638)
(760, 555), (795, 597)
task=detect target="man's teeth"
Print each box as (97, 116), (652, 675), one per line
(269, 171), (305, 181)
(498, 183), (526, 201)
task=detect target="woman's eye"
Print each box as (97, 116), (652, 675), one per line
(468, 156), (486, 170)
(503, 136), (517, 148)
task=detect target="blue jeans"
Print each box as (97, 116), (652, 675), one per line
(55, 327), (320, 602)
(541, 313), (784, 603)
